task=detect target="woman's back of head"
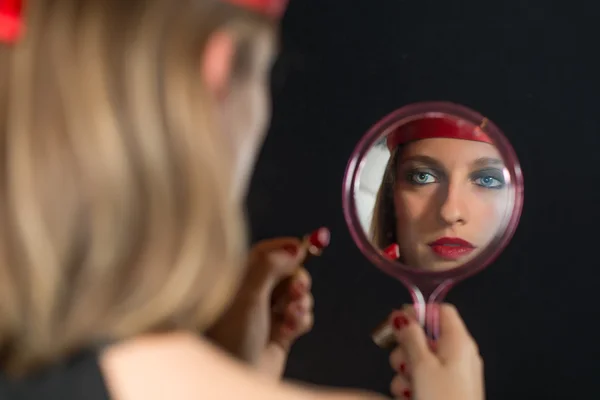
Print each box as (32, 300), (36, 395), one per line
(0, 0), (275, 377)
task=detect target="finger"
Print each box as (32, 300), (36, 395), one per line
(246, 238), (306, 293)
(435, 304), (479, 362)
(251, 237), (304, 254)
(278, 292), (314, 336)
(271, 274), (295, 309)
(289, 267), (312, 297)
(283, 293), (314, 317)
(383, 243), (400, 260)
(402, 304), (443, 352)
(391, 310), (436, 369)
(262, 242), (306, 277)
(389, 347), (410, 377)
(389, 374), (412, 399)
(250, 237), (304, 261)
(271, 267), (311, 312)
(371, 305), (420, 350)
(401, 304), (417, 320)
(251, 228), (328, 283)
(291, 307), (314, 335)
(277, 305), (314, 338)
(274, 290), (313, 320)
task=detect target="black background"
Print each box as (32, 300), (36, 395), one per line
(248, 1), (600, 398)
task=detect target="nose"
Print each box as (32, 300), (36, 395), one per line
(438, 181), (468, 226)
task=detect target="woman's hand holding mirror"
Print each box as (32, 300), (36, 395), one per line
(388, 304), (484, 400)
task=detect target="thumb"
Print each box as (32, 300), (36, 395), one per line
(435, 304), (479, 362)
(390, 310), (436, 369)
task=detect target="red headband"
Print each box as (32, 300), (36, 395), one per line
(0, 0), (23, 43)
(386, 116), (493, 151)
(224, 0), (288, 19)
(0, 0), (286, 45)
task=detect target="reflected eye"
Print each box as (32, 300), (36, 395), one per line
(474, 176), (504, 189)
(471, 168), (505, 189)
(408, 171), (437, 185)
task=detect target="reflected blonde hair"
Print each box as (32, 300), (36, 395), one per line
(370, 147), (400, 249)
(0, 0), (273, 376)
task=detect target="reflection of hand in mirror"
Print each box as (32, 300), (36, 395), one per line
(383, 243), (400, 260)
(370, 117), (510, 271)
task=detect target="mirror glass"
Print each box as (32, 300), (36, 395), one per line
(354, 114), (514, 272)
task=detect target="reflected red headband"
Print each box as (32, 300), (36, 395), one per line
(386, 116), (493, 151)
(0, 0), (286, 44)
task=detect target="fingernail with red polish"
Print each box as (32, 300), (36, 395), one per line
(393, 313), (409, 330)
(399, 363), (406, 374)
(282, 244), (298, 255)
(383, 243), (400, 260)
(402, 389), (411, 399)
(292, 281), (305, 295)
(309, 227), (330, 249)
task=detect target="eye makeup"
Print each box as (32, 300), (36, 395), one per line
(398, 162), (507, 190)
(470, 168), (506, 189)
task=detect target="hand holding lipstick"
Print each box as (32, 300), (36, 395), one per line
(205, 227), (330, 379)
(269, 227), (330, 343)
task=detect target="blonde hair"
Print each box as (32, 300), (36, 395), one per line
(370, 147), (400, 249)
(0, 0), (273, 376)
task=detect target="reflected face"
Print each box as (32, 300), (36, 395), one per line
(393, 138), (508, 271)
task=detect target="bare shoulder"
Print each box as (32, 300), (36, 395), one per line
(99, 332), (388, 400)
(99, 332), (279, 400)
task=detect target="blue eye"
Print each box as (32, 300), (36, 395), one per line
(408, 172), (437, 185)
(474, 176), (504, 189)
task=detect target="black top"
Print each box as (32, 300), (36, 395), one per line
(0, 351), (111, 400)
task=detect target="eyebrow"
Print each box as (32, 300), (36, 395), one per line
(398, 155), (505, 170)
(399, 155), (444, 169)
(471, 157), (505, 168)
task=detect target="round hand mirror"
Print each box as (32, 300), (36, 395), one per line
(342, 101), (524, 347)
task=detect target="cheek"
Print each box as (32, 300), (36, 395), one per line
(233, 84), (269, 155)
(224, 81), (270, 197)
(257, 79), (270, 124)
(471, 193), (509, 238)
(394, 189), (432, 234)
(395, 189), (433, 221)
(245, 82), (270, 149)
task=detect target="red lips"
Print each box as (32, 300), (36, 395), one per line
(428, 237), (475, 260)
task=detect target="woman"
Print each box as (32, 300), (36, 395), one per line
(371, 116), (509, 271)
(0, 0), (483, 399)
